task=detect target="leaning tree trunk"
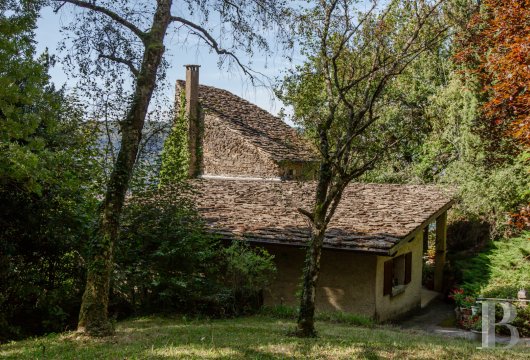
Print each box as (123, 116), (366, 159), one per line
(77, 0), (173, 336)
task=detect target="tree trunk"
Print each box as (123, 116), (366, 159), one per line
(296, 224), (326, 337)
(296, 157), (332, 337)
(77, 0), (173, 336)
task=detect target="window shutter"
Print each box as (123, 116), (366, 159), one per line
(404, 252), (412, 285)
(383, 259), (393, 296)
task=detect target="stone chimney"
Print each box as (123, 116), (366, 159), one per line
(185, 65), (201, 177)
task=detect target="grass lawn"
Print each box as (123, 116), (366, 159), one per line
(1, 315), (528, 359)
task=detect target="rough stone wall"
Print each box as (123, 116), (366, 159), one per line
(374, 231), (423, 321)
(261, 244), (377, 317)
(202, 114), (281, 178)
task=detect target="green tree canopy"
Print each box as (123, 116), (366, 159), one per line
(0, 0), (99, 342)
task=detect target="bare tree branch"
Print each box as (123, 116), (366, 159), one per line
(297, 207), (315, 222)
(98, 54), (139, 77)
(52, 0), (148, 41)
(170, 16), (259, 82)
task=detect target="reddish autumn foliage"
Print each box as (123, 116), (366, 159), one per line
(457, 1), (530, 230)
(510, 204), (530, 230)
(457, 0), (530, 147)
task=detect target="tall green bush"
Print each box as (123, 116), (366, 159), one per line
(113, 185), (276, 317)
(223, 241), (276, 314)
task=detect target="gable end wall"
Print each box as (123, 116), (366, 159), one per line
(374, 232), (423, 321)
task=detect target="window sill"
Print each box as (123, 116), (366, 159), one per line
(391, 284), (407, 297)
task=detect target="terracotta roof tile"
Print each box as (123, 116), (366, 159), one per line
(192, 179), (453, 255)
(177, 81), (317, 162)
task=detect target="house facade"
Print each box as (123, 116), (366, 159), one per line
(177, 65), (453, 321)
(260, 236), (424, 321)
(192, 179), (452, 321)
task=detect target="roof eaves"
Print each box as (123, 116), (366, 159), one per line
(387, 198), (455, 257)
(211, 231), (392, 256)
(206, 227), (400, 255)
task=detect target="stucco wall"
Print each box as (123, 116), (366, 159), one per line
(278, 161), (318, 180)
(374, 232), (424, 322)
(261, 244), (377, 317)
(202, 114), (281, 178)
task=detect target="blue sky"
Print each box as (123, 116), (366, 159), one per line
(35, 5), (297, 117)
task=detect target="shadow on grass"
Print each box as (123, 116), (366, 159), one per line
(358, 344), (381, 360)
(1, 315), (528, 359)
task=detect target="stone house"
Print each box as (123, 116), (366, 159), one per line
(178, 66), (453, 321)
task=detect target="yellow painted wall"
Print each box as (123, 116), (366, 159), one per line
(261, 244), (377, 317)
(374, 232), (424, 321)
(259, 231), (425, 321)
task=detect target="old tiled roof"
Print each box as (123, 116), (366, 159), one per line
(177, 80), (317, 162)
(192, 179), (453, 255)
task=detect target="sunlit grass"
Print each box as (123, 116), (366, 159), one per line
(0, 315), (528, 359)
